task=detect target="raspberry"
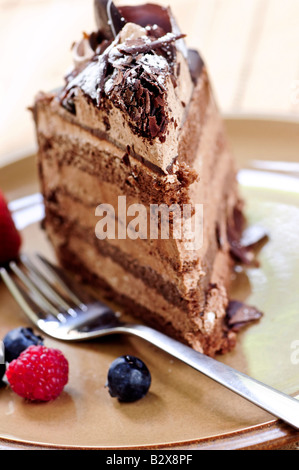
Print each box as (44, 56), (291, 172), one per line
(6, 345), (69, 402)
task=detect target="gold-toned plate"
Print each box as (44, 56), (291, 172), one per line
(0, 117), (299, 450)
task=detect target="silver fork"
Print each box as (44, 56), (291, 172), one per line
(1, 254), (299, 430)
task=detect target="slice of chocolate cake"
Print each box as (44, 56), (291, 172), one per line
(32, 2), (245, 356)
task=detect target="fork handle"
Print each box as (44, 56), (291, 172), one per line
(122, 323), (299, 430)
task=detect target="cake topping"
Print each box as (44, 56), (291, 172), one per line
(118, 31), (186, 56)
(118, 3), (172, 32)
(63, 27), (185, 102)
(94, 0), (126, 39)
(62, 20), (189, 142)
(60, 1), (200, 145)
(72, 33), (95, 69)
(58, 2), (197, 172)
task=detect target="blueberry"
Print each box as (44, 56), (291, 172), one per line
(0, 363), (5, 384)
(3, 327), (44, 363)
(107, 355), (151, 403)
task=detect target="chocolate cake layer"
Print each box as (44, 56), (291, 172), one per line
(43, 188), (234, 310)
(47, 225), (236, 357)
(38, 138), (237, 296)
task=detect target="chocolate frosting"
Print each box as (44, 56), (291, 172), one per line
(106, 55), (169, 142)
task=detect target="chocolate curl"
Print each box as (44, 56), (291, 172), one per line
(118, 33), (186, 55)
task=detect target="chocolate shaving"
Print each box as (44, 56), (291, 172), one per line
(88, 30), (109, 52)
(94, 0), (126, 39)
(227, 207), (259, 266)
(61, 89), (76, 115)
(241, 225), (270, 251)
(226, 300), (263, 332)
(118, 33), (186, 56)
(106, 54), (171, 142)
(107, 0), (126, 37)
(188, 49), (205, 84)
(228, 209), (269, 267)
(118, 4), (172, 33)
(228, 230), (257, 266)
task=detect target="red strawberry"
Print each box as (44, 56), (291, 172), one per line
(0, 190), (22, 265)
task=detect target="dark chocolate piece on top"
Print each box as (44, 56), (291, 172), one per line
(94, 0), (126, 39)
(107, 0), (126, 37)
(118, 3), (172, 33)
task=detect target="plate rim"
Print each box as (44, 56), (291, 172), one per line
(0, 419), (298, 450)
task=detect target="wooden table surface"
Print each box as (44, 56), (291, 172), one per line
(0, 0), (299, 166)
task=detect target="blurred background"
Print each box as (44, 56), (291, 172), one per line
(0, 0), (299, 167)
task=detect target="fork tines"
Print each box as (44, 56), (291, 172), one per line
(0, 254), (88, 326)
